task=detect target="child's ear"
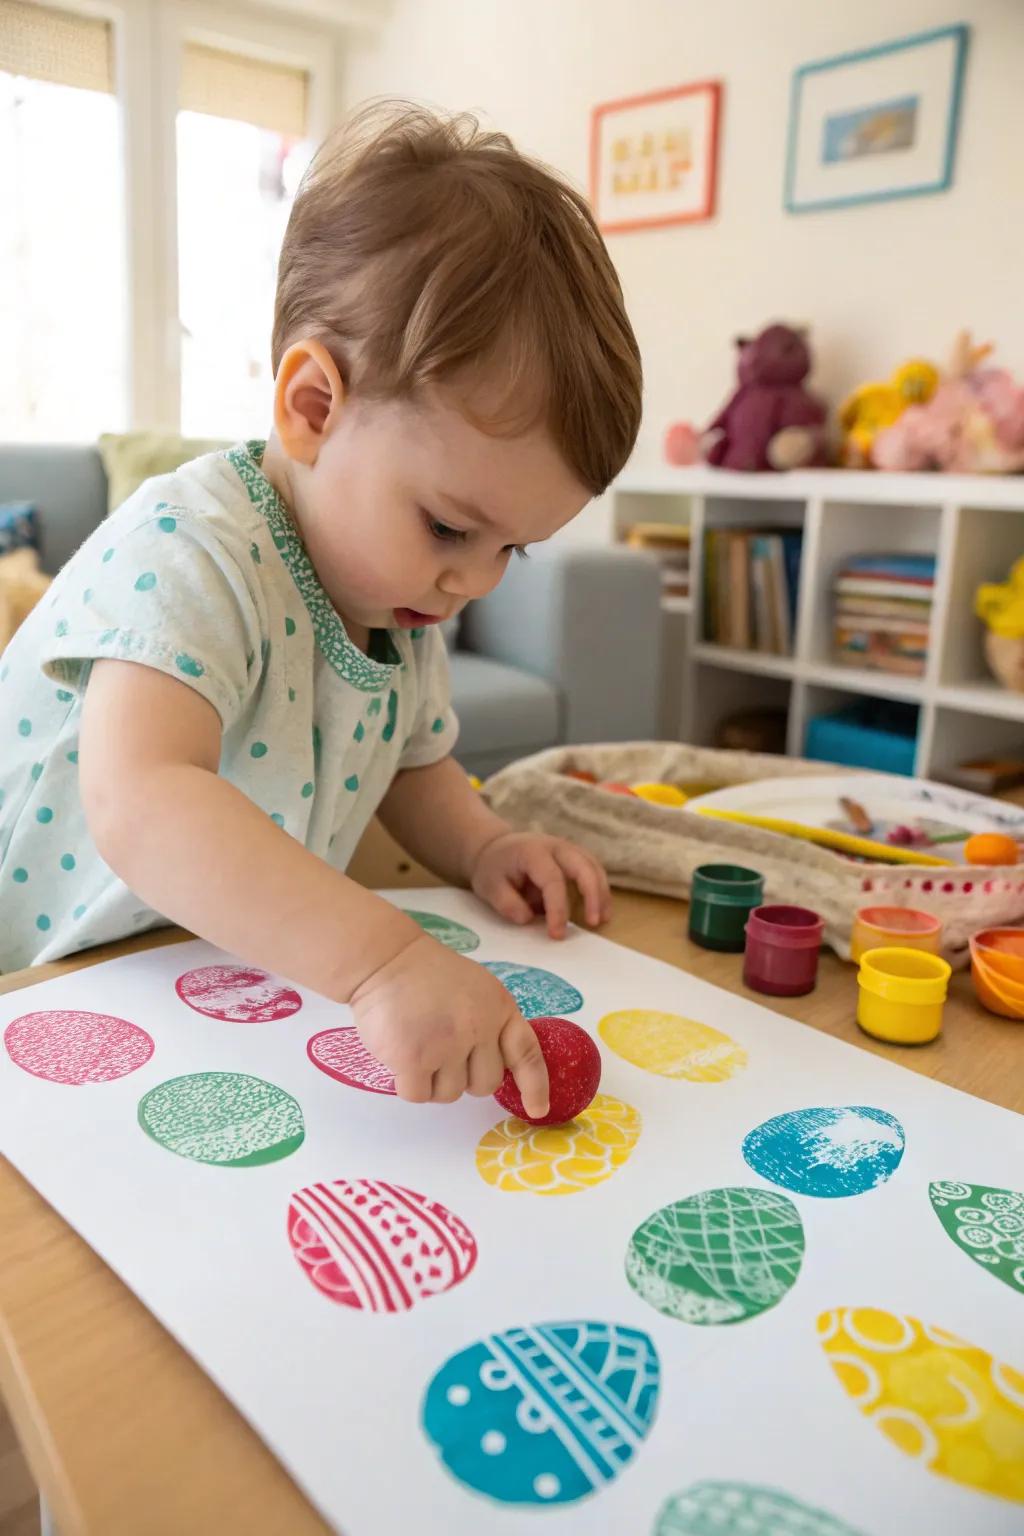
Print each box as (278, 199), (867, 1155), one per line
(273, 339), (345, 465)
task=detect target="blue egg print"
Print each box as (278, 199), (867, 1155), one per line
(742, 1106), (905, 1198)
(422, 1320), (659, 1506)
(482, 962), (583, 1020)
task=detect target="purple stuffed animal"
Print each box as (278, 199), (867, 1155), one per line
(704, 323), (827, 472)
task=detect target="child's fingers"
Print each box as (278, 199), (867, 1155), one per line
(486, 877), (535, 926)
(430, 1058), (469, 1105)
(466, 1041), (505, 1097)
(394, 1068), (434, 1104)
(555, 845), (610, 926)
(523, 849), (569, 938)
(500, 1013), (549, 1120)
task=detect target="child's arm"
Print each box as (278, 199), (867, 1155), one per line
(378, 756), (612, 940)
(79, 660), (548, 1113)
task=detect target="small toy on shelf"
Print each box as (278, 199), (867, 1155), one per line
(664, 322), (828, 473)
(976, 556), (1024, 693)
(872, 330), (1024, 474)
(838, 358), (939, 467)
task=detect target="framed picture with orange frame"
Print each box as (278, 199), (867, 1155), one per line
(590, 80), (722, 234)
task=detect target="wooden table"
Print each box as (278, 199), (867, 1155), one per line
(1, 841), (1022, 1535)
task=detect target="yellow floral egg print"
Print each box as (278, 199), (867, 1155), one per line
(598, 1010), (747, 1083)
(475, 1093), (641, 1196)
(818, 1307), (1024, 1504)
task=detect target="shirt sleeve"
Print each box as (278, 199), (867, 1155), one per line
(38, 506), (264, 730)
(398, 626), (460, 770)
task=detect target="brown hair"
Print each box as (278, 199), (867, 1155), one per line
(272, 100), (642, 495)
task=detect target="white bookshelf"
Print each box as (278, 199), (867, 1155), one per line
(611, 465), (1024, 777)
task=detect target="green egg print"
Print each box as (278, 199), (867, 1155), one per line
(626, 1187), (804, 1325)
(138, 1072), (304, 1167)
(654, 1481), (866, 1535)
(404, 910), (480, 954)
(929, 1180), (1024, 1296)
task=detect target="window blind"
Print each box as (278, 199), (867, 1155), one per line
(181, 41), (308, 138)
(0, 0), (114, 93)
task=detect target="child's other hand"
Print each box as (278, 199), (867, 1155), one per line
(469, 831), (612, 940)
(350, 935), (548, 1115)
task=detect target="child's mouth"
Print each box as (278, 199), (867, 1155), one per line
(393, 607), (443, 628)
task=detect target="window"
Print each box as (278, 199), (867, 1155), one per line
(0, 1), (127, 441)
(176, 44), (313, 439)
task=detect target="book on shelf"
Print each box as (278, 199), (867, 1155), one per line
(626, 520), (690, 600)
(702, 527), (802, 654)
(831, 550), (935, 676)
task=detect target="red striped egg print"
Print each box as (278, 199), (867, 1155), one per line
(287, 1179), (478, 1313)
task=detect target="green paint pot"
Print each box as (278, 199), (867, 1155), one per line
(689, 863), (765, 952)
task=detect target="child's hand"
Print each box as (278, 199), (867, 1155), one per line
(350, 934), (549, 1115)
(469, 830), (612, 940)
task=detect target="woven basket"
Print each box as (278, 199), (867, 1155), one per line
(481, 743), (1024, 968)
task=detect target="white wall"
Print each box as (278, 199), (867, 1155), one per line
(341, 0), (1023, 484)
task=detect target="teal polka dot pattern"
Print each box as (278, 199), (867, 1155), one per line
(382, 690), (398, 743)
(18, 718), (31, 737)
(431, 716), (446, 733)
(102, 548), (115, 562)
(312, 725), (322, 771)
(0, 664), (8, 681)
(270, 812), (285, 827)
(36, 915), (51, 932)
(30, 763), (43, 781)
(301, 781), (313, 798)
(55, 619), (69, 637)
(251, 741), (268, 759)
(285, 616), (296, 636)
(410, 626), (426, 640)
(60, 853), (76, 871)
(368, 696), (382, 717)
(36, 807), (54, 824)
(175, 653), (204, 679)
(67, 750), (79, 765)
(82, 588), (93, 604)
(250, 542), (262, 564)
(353, 721), (365, 743)
(13, 868), (28, 884)
(56, 688), (73, 702)
(73, 904), (87, 920)
(288, 687), (296, 703)
(158, 515), (177, 533)
(135, 572), (157, 592)
(345, 774), (359, 792)
(99, 628), (118, 644)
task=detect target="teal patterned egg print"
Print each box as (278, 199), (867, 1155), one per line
(626, 1187), (804, 1324)
(482, 962), (583, 1019)
(422, 1320), (659, 1506)
(929, 1180), (1024, 1295)
(404, 910), (480, 954)
(655, 1481), (866, 1535)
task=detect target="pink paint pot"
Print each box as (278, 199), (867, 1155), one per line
(744, 904), (825, 997)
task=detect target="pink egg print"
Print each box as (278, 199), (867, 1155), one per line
(3, 1010), (154, 1085)
(288, 1179), (478, 1312)
(307, 1027), (396, 1095)
(175, 964), (303, 1022)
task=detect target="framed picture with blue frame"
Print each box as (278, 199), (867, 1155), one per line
(784, 24), (969, 214)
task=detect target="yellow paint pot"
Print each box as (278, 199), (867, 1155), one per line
(631, 782), (688, 807)
(857, 946), (951, 1045)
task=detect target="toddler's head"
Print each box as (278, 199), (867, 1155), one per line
(266, 101), (642, 636)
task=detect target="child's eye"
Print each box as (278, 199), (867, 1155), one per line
(424, 513), (466, 543)
(506, 545), (529, 560)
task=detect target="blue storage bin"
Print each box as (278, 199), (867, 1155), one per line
(805, 700), (918, 776)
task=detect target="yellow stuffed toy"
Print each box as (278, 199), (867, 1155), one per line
(838, 358), (939, 467)
(0, 546), (52, 654)
(976, 557), (1024, 693)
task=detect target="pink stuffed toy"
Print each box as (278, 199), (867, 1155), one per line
(666, 323), (828, 472)
(873, 331), (1024, 474)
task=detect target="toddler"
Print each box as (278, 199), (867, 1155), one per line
(0, 103), (642, 1116)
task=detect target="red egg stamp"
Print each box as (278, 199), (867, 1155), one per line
(175, 965), (302, 1022)
(307, 1027), (396, 1095)
(3, 1010), (154, 1085)
(288, 1179), (478, 1311)
(494, 1016), (601, 1126)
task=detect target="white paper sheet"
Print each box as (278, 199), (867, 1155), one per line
(1, 889), (1021, 1536)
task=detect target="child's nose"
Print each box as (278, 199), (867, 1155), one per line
(438, 562), (502, 602)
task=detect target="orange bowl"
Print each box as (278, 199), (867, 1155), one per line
(970, 952), (1024, 1019)
(970, 927), (1024, 984)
